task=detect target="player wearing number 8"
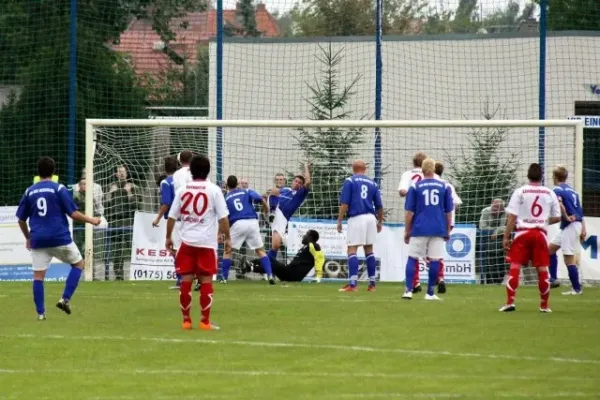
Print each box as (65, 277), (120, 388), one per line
(166, 155), (230, 331)
(501, 163), (561, 313)
(222, 175), (273, 284)
(402, 158), (454, 301)
(337, 160), (383, 292)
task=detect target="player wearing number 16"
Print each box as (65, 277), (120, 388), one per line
(337, 160), (384, 292)
(501, 163), (561, 313)
(166, 155), (230, 331)
(16, 157), (101, 320)
(402, 158), (454, 301)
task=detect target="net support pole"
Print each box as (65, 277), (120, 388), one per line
(374, 0), (383, 186)
(538, 0), (548, 181)
(68, 0), (77, 186)
(574, 121), (584, 201)
(84, 121), (95, 281)
(216, 0), (224, 186)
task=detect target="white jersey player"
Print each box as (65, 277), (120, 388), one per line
(398, 152), (440, 198)
(166, 155), (230, 331)
(173, 150), (194, 192)
(501, 163), (561, 313)
(434, 162), (462, 228)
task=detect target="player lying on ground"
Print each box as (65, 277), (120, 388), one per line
(411, 162), (461, 294)
(242, 229), (324, 283)
(221, 175), (274, 284)
(268, 162), (311, 261)
(16, 157), (100, 320)
(547, 165), (586, 295)
(166, 155), (230, 331)
(402, 158), (454, 301)
(501, 163), (561, 313)
(337, 160), (384, 292)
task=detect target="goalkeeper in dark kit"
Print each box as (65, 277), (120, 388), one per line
(242, 229), (325, 282)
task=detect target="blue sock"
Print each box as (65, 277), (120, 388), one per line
(366, 253), (376, 286)
(62, 267), (82, 301)
(268, 249), (278, 261)
(348, 254), (359, 287)
(221, 258), (232, 280)
(549, 253), (558, 281)
(567, 265), (581, 292)
(33, 280), (45, 315)
(428, 261), (440, 296)
(259, 256), (273, 276)
(405, 257), (417, 292)
(176, 274), (182, 285)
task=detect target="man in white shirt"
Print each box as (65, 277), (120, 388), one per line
(397, 152), (440, 198)
(166, 155), (230, 331)
(173, 150), (193, 192)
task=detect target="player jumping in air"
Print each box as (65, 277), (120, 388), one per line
(16, 157), (100, 320)
(337, 160), (384, 292)
(268, 162), (311, 262)
(166, 155), (230, 330)
(548, 165), (586, 295)
(402, 158), (454, 301)
(221, 175), (274, 284)
(501, 163), (561, 313)
(152, 156), (180, 289)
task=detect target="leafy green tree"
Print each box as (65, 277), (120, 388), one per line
(292, 43), (366, 220)
(272, 10), (295, 37)
(452, 0), (479, 33)
(445, 103), (520, 224)
(482, 1), (535, 33)
(535, 0), (600, 31)
(238, 0), (261, 36)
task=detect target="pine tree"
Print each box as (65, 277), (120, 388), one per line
(445, 103), (520, 224)
(238, 0), (261, 37)
(292, 43), (366, 220)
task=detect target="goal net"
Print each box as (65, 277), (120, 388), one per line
(86, 119), (583, 285)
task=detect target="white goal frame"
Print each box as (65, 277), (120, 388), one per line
(85, 118), (584, 281)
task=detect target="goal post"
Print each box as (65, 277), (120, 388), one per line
(84, 118), (584, 283)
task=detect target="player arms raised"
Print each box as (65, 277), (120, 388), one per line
(548, 165), (586, 295)
(402, 158), (453, 301)
(501, 163), (561, 313)
(16, 157), (100, 320)
(337, 160), (384, 292)
(166, 155), (230, 330)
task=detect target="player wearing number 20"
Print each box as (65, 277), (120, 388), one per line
(16, 157), (101, 320)
(337, 160), (383, 292)
(501, 163), (561, 313)
(166, 155), (230, 331)
(222, 175), (273, 284)
(402, 158), (453, 301)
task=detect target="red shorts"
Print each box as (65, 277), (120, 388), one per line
(175, 243), (217, 277)
(507, 229), (549, 268)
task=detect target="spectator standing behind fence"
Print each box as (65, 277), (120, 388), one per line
(478, 199), (507, 284)
(72, 177), (103, 255)
(105, 165), (139, 280)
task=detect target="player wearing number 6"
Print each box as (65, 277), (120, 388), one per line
(501, 163), (561, 313)
(16, 157), (101, 320)
(166, 155), (230, 331)
(402, 158), (453, 301)
(337, 160), (383, 292)
(222, 175), (274, 284)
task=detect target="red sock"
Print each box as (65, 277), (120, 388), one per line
(179, 280), (192, 322)
(537, 267), (550, 309)
(438, 260), (445, 282)
(200, 282), (214, 324)
(505, 263), (520, 305)
(413, 260), (420, 287)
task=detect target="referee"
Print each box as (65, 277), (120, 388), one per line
(243, 229), (324, 282)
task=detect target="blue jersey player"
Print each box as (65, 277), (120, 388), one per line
(337, 160), (383, 292)
(402, 158), (454, 301)
(16, 157), (100, 320)
(221, 175), (273, 284)
(548, 165), (586, 295)
(268, 162), (311, 261)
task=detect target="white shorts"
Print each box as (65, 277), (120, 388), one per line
(271, 208), (288, 236)
(407, 236), (445, 260)
(31, 242), (82, 272)
(551, 222), (582, 256)
(346, 214), (378, 246)
(231, 219), (264, 250)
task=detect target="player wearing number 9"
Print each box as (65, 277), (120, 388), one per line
(500, 163), (561, 313)
(166, 155), (230, 331)
(402, 158), (454, 301)
(16, 157), (101, 320)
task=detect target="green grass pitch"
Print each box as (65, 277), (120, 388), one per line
(0, 282), (599, 399)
